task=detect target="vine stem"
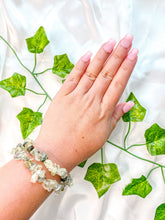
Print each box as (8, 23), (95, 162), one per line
(34, 68), (52, 76)
(0, 35), (32, 74)
(0, 35), (52, 101)
(32, 72), (52, 101)
(127, 143), (147, 150)
(37, 96), (48, 112)
(32, 53), (37, 73)
(147, 166), (159, 179)
(107, 140), (165, 168)
(25, 88), (45, 96)
(124, 118), (131, 149)
(161, 167), (165, 184)
(101, 148), (104, 164)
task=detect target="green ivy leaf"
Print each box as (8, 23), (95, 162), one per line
(52, 54), (74, 78)
(78, 160), (87, 168)
(85, 163), (121, 198)
(17, 108), (43, 139)
(122, 92), (146, 122)
(155, 203), (165, 220)
(145, 123), (165, 156)
(62, 79), (66, 84)
(0, 73), (26, 97)
(122, 175), (152, 198)
(26, 26), (50, 54)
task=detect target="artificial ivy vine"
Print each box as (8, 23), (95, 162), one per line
(0, 26), (165, 219)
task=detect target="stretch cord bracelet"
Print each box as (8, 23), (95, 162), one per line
(11, 139), (73, 193)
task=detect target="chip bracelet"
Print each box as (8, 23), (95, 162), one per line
(11, 140), (73, 193)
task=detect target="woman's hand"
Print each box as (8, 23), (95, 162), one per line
(34, 34), (138, 171)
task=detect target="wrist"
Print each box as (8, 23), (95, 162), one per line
(33, 137), (78, 172)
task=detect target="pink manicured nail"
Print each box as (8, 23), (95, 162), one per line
(127, 48), (139, 60)
(123, 101), (134, 113)
(103, 39), (116, 53)
(82, 51), (92, 62)
(121, 34), (133, 48)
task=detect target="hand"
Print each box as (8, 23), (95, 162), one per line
(34, 34), (138, 171)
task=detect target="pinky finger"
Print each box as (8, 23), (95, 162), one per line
(111, 101), (134, 129)
(59, 51), (92, 96)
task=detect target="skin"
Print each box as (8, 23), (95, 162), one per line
(0, 35), (138, 219)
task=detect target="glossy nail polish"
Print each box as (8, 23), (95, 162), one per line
(127, 48), (139, 60)
(103, 39), (116, 53)
(123, 101), (134, 113)
(82, 51), (92, 62)
(121, 34), (133, 48)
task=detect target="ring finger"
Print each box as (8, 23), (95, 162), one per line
(89, 34), (133, 99)
(75, 39), (116, 94)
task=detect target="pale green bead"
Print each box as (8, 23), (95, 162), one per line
(37, 170), (46, 183)
(50, 166), (57, 176)
(42, 179), (52, 192)
(21, 152), (29, 161)
(67, 176), (73, 187)
(38, 176), (46, 183)
(36, 169), (46, 183)
(40, 152), (48, 162)
(44, 159), (54, 170)
(29, 162), (37, 171)
(42, 179), (58, 192)
(34, 151), (40, 161)
(11, 148), (16, 155)
(16, 143), (24, 149)
(31, 164), (42, 174)
(25, 160), (33, 168)
(14, 154), (21, 160)
(23, 142), (33, 150)
(31, 173), (38, 183)
(30, 148), (41, 161)
(30, 148), (40, 156)
(14, 151), (25, 160)
(15, 146), (24, 154)
(54, 184), (64, 193)
(23, 139), (33, 149)
(57, 168), (67, 178)
(31, 169), (46, 183)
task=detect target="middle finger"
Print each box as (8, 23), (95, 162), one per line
(89, 34), (133, 99)
(75, 39), (116, 94)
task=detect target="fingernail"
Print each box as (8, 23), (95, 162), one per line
(123, 101), (134, 113)
(103, 39), (116, 53)
(121, 34), (133, 48)
(82, 51), (92, 62)
(127, 48), (139, 60)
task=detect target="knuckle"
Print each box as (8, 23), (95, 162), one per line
(100, 70), (113, 81)
(85, 69), (97, 81)
(113, 52), (122, 62)
(96, 54), (104, 63)
(121, 62), (129, 72)
(67, 76), (77, 83)
(74, 64), (83, 74)
(114, 80), (124, 89)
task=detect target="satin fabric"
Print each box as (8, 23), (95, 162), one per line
(0, 0), (165, 219)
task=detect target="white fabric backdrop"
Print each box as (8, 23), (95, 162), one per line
(0, 0), (165, 219)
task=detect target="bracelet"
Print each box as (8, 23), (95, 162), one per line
(23, 139), (69, 179)
(11, 140), (73, 193)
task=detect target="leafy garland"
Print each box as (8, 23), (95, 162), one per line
(0, 26), (164, 219)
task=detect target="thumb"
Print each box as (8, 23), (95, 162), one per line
(111, 101), (134, 128)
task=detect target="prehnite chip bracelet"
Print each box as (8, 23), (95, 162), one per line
(11, 139), (73, 193)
